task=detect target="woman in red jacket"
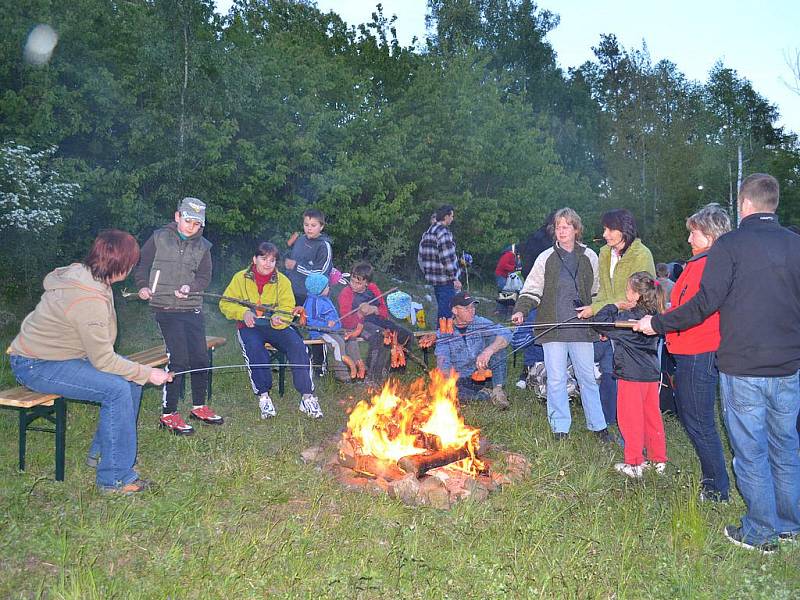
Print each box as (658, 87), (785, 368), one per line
(665, 203), (732, 502)
(494, 244), (519, 317)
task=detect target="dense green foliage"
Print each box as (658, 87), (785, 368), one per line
(1, 0), (798, 293)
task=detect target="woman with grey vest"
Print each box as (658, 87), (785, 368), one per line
(134, 197), (223, 435)
(512, 208), (610, 441)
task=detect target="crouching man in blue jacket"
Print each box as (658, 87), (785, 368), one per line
(435, 292), (511, 410)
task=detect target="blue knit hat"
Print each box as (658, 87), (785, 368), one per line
(305, 273), (329, 296)
(386, 291), (412, 320)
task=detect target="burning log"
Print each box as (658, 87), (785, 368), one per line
(397, 439), (487, 478)
(338, 442), (408, 480)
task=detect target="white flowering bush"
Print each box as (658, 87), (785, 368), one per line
(0, 142), (79, 233)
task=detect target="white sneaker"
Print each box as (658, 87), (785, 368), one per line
(644, 461), (667, 474)
(258, 393), (276, 419)
(515, 379), (527, 390)
(614, 462), (644, 479)
(299, 394), (323, 419)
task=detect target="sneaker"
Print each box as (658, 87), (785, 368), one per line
(258, 393), (276, 419)
(515, 378), (527, 390)
(644, 461), (667, 474)
(553, 432), (569, 441)
(594, 428), (613, 444)
(723, 525), (778, 554)
(614, 462), (644, 479)
(490, 386), (510, 410)
(699, 490), (729, 503)
(475, 389), (492, 402)
(190, 405), (224, 425)
(778, 531), (798, 543)
(299, 394), (323, 419)
(99, 478), (151, 495)
(159, 412), (194, 435)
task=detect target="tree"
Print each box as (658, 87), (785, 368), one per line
(0, 142), (78, 233)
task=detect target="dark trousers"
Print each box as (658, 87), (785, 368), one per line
(361, 317), (414, 380)
(433, 284), (456, 320)
(594, 339), (617, 425)
(674, 352), (730, 499)
(154, 310), (209, 414)
(237, 323), (313, 396)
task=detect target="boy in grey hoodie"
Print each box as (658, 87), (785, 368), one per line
(284, 208), (333, 374)
(284, 209), (333, 305)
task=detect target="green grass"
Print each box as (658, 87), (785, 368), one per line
(1, 298), (799, 599)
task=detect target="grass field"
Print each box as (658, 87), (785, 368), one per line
(1, 295), (799, 599)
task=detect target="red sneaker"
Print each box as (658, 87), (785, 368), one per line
(190, 405), (224, 425)
(159, 412), (194, 435)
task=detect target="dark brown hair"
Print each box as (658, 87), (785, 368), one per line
(351, 261), (374, 282)
(254, 241), (279, 260)
(601, 209), (638, 253)
(303, 209), (326, 225)
(627, 271), (665, 314)
(83, 230), (140, 282)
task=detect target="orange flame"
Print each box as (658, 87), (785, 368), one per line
(342, 369), (483, 474)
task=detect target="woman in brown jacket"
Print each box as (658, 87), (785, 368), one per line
(8, 230), (171, 494)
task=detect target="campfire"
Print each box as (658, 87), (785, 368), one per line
(303, 370), (531, 508)
(340, 369), (485, 478)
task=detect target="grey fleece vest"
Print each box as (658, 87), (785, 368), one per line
(148, 227), (210, 310)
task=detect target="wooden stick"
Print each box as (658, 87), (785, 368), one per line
(335, 286), (399, 325)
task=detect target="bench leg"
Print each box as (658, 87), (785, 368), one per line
(278, 353), (286, 397)
(54, 398), (66, 482)
(18, 410), (27, 472)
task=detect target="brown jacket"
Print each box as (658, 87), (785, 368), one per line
(9, 263), (152, 385)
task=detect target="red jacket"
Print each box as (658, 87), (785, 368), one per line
(337, 283), (388, 329)
(495, 251), (517, 278)
(665, 253), (720, 355)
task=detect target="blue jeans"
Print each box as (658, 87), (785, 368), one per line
(10, 355), (142, 489)
(510, 308), (544, 365)
(543, 342), (607, 433)
(455, 346), (508, 400)
(433, 284), (456, 321)
(594, 339), (616, 425)
(720, 371), (800, 544)
(674, 352), (729, 500)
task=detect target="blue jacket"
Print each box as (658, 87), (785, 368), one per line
(303, 294), (341, 340)
(435, 316), (511, 378)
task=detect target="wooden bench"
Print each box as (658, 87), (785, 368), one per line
(0, 335), (226, 481)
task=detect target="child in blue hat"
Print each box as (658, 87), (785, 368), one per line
(303, 273), (361, 381)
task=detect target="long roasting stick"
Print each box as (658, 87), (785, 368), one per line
(335, 286), (399, 325)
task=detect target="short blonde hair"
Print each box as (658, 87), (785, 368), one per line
(550, 207), (583, 241)
(686, 203), (731, 243)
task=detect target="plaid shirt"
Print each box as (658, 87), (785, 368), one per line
(417, 222), (459, 285)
